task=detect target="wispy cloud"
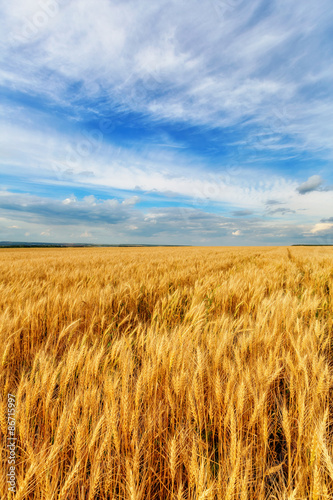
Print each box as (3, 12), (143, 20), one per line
(2, 1), (333, 147)
(1, 0), (333, 244)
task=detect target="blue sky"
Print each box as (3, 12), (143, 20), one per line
(0, 0), (333, 245)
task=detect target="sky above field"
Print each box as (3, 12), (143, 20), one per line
(1, 0), (333, 245)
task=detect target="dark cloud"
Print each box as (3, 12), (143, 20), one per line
(265, 199), (284, 205)
(0, 192), (139, 226)
(79, 170), (95, 177)
(297, 175), (322, 194)
(267, 207), (295, 215)
(0, 190), (325, 245)
(231, 210), (254, 216)
(0, 192), (246, 238)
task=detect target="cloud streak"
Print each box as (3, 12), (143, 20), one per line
(2, 0), (333, 150)
(1, 0), (333, 244)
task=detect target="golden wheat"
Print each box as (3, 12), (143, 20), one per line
(0, 246), (333, 498)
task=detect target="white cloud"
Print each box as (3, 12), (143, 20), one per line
(0, 189), (330, 245)
(83, 195), (96, 205)
(122, 196), (140, 206)
(310, 223), (333, 234)
(80, 231), (92, 238)
(1, 0), (333, 155)
(1, 0), (333, 245)
(62, 195), (77, 205)
(0, 118), (298, 210)
(2, 115), (333, 225)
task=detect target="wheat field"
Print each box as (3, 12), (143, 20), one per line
(0, 246), (333, 499)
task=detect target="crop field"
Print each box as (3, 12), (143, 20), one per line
(1, 246), (333, 499)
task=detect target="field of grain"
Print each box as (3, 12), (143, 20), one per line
(1, 246), (333, 499)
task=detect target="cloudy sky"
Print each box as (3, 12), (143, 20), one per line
(1, 0), (333, 245)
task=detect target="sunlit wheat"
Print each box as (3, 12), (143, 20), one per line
(0, 246), (332, 498)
